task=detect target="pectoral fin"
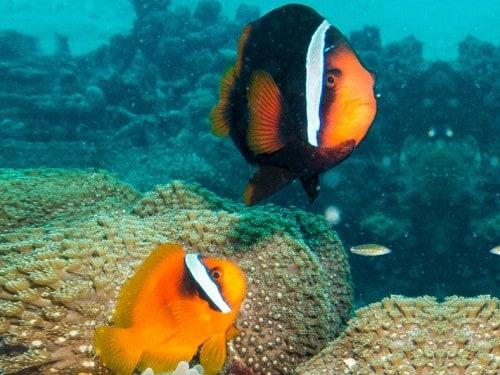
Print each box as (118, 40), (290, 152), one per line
(247, 70), (286, 154)
(243, 166), (295, 205)
(166, 300), (209, 331)
(200, 333), (228, 375)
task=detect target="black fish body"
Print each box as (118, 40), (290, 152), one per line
(211, 4), (377, 205)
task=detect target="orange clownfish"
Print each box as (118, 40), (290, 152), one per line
(94, 244), (246, 375)
(210, 4), (377, 205)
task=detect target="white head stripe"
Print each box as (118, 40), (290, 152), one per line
(306, 20), (331, 147)
(184, 253), (231, 314)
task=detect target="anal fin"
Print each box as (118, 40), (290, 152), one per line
(243, 166), (295, 205)
(225, 325), (240, 341)
(137, 344), (197, 374)
(94, 326), (142, 375)
(299, 174), (320, 202)
(200, 333), (228, 375)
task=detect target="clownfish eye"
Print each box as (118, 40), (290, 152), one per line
(210, 268), (222, 280)
(326, 68), (341, 88)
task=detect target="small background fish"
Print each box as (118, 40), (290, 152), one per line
(350, 244), (392, 256)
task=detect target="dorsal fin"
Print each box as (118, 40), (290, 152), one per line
(210, 66), (236, 137)
(247, 70), (285, 154)
(113, 243), (185, 327)
(235, 25), (252, 74)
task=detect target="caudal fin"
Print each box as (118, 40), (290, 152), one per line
(94, 326), (142, 375)
(299, 174), (320, 202)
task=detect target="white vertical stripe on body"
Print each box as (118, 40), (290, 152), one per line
(305, 20), (331, 147)
(184, 253), (231, 313)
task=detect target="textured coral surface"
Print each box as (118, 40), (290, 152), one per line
(296, 295), (500, 375)
(0, 169), (352, 374)
(0, 169), (140, 232)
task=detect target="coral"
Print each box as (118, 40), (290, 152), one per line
(470, 213), (500, 243)
(0, 172), (352, 374)
(359, 212), (410, 242)
(296, 295), (500, 375)
(0, 168), (140, 233)
(399, 137), (482, 205)
(350, 26), (382, 52)
(458, 36), (498, 86)
(0, 30), (38, 60)
(141, 362), (204, 375)
(235, 4), (260, 25)
(194, 0), (222, 25)
(132, 0), (171, 19)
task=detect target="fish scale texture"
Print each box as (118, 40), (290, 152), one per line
(0, 169), (352, 374)
(295, 295), (500, 375)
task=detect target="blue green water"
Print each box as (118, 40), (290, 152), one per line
(2, 0), (499, 60)
(0, 0), (498, 307)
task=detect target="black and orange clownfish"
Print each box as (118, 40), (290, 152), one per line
(94, 244), (246, 375)
(210, 4), (377, 205)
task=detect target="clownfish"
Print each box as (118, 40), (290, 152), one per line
(94, 244), (246, 375)
(211, 4), (377, 205)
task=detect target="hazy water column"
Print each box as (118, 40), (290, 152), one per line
(173, 0), (500, 60)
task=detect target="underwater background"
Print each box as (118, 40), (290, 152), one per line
(0, 1), (499, 373)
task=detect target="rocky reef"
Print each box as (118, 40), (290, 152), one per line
(0, 169), (352, 374)
(296, 295), (500, 375)
(0, 0), (498, 310)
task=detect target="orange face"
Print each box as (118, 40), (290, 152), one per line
(319, 44), (377, 149)
(202, 257), (247, 311)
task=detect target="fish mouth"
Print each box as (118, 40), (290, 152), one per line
(341, 98), (377, 118)
(320, 96), (377, 149)
(347, 98), (377, 108)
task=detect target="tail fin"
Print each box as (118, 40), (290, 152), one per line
(299, 174), (320, 202)
(94, 326), (142, 375)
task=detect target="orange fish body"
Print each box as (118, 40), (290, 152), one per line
(94, 244), (246, 375)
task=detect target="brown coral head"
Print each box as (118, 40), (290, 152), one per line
(229, 358), (255, 375)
